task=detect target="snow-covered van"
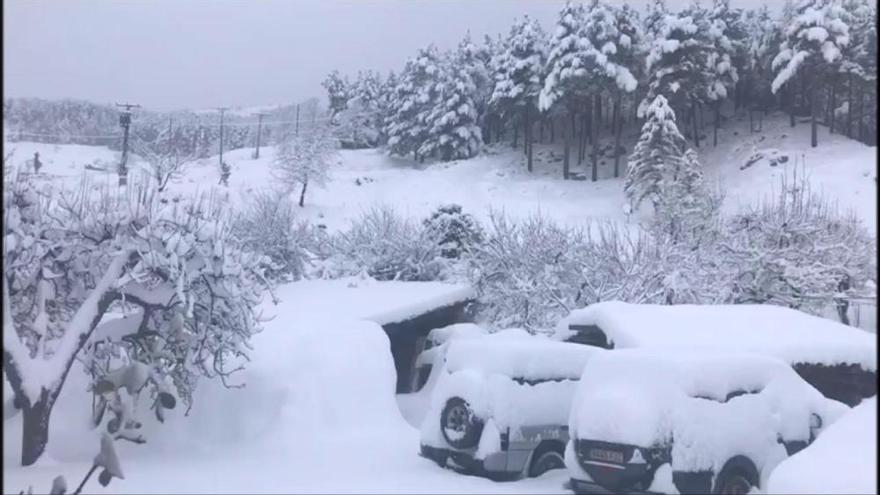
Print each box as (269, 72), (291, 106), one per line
(420, 330), (603, 480)
(566, 349), (849, 494)
(555, 301), (877, 406)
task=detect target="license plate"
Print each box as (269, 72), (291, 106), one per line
(589, 448), (624, 464)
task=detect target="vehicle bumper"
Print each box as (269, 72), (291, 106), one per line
(420, 444), (517, 480)
(570, 478), (663, 495)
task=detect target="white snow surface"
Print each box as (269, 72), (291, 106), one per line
(444, 335), (601, 380)
(569, 349), (849, 479)
(555, 301), (877, 371)
(269, 276), (474, 326)
(768, 397), (877, 495)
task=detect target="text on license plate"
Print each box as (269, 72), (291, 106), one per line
(589, 448), (624, 464)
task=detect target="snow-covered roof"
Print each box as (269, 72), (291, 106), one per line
(270, 277), (475, 327)
(444, 333), (601, 381)
(556, 301), (877, 371)
(768, 397), (876, 495)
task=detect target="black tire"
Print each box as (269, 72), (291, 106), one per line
(440, 397), (483, 449)
(528, 446), (565, 478)
(713, 459), (759, 495)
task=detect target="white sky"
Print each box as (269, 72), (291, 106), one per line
(4, 0), (770, 111)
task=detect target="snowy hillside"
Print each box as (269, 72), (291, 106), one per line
(4, 111), (876, 235)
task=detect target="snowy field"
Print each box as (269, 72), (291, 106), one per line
(2, 112), (877, 494)
(4, 112), (876, 235)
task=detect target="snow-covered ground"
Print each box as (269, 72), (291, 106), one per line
(767, 397), (877, 495)
(2, 111), (877, 493)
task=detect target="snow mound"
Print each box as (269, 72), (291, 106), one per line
(556, 301), (876, 371)
(444, 335), (600, 380)
(768, 397), (876, 494)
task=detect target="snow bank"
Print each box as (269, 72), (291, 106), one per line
(569, 349), (849, 477)
(272, 277), (474, 326)
(556, 301), (876, 371)
(768, 397), (877, 495)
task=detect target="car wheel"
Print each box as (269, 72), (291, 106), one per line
(713, 461), (759, 495)
(440, 397), (483, 449)
(528, 447), (565, 477)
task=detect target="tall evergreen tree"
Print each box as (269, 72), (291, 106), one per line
(419, 59), (483, 161)
(386, 46), (444, 160)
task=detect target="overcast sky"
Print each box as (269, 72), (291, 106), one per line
(4, 0), (770, 111)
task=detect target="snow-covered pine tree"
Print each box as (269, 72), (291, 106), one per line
(539, 1), (589, 113)
(643, 0), (668, 42)
(455, 32), (493, 142)
(703, 0), (740, 146)
(335, 70), (383, 148)
(322, 70), (351, 120)
(418, 56), (483, 161)
(385, 46), (444, 161)
(771, 0), (851, 147)
(640, 8), (712, 147)
(742, 6), (780, 111)
(625, 94), (689, 211)
(489, 16), (546, 170)
(838, 0), (877, 142)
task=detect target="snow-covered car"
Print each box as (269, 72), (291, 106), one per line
(555, 301), (877, 407)
(565, 349), (850, 495)
(420, 330), (602, 480)
(767, 397), (876, 494)
(411, 323), (487, 393)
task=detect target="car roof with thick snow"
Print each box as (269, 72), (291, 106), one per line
(555, 301), (877, 371)
(444, 330), (602, 381)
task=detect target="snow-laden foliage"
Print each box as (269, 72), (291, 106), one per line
(639, 11), (711, 116)
(131, 133), (199, 193)
(317, 206), (447, 282)
(422, 204), (485, 260)
(3, 170), (274, 465)
(322, 70), (351, 119)
(231, 188), (315, 283)
(271, 123), (337, 206)
(334, 70), (384, 148)
(720, 167), (876, 320)
(489, 16), (547, 118)
(625, 95), (691, 210)
(702, 0), (740, 102)
(644, 0), (669, 42)
(771, 0), (852, 94)
(742, 6), (782, 104)
(386, 46), (444, 160)
(539, 1), (589, 111)
(455, 32), (494, 130)
(418, 60), (484, 161)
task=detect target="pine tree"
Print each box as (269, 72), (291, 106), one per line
(644, 0), (668, 42)
(490, 15), (546, 170)
(418, 57), (483, 161)
(322, 70), (351, 119)
(386, 46), (444, 160)
(456, 32), (493, 141)
(539, 1), (589, 113)
(771, 0), (852, 147)
(703, 0), (741, 146)
(625, 94), (689, 211)
(640, 9), (712, 146)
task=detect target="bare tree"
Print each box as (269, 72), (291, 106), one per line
(272, 123), (337, 207)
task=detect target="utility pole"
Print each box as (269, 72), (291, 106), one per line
(115, 102), (141, 186)
(253, 113), (265, 159)
(216, 107), (230, 185)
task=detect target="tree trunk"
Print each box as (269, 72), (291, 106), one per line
(513, 124), (519, 148)
(713, 101), (720, 147)
(846, 73), (853, 138)
(21, 391), (53, 466)
(828, 77), (837, 134)
(613, 94), (622, 178)
(858, 87), (865, 142)
(811, 82), (818, 148)
(299, 180), (308, 207)
(585, 98), (593, 146)
(789, 86), (796, 128)
(527, 110), (534, 173)
(563, 126), (571, 180)
(692, 102), (700, 148)
(591, 94), (600, 182)
(550, 118), (555, 143)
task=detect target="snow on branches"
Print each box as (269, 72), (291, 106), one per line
(3, 170), (274, 465)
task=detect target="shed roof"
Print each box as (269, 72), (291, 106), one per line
(269, 277), (475, 327)
(555, 301), (877, 371)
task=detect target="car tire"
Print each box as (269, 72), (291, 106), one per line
(528, 447), (565, 478)
(440, 397), (483, 449)
(713, 458), (759, 495)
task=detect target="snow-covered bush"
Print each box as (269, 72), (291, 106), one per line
(3, 170), (274, 466)
(231, 188), (314, 283)
(322, 206), (446, 282)
(422, 204), (484, 259)
(720, 167), (877, 322)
